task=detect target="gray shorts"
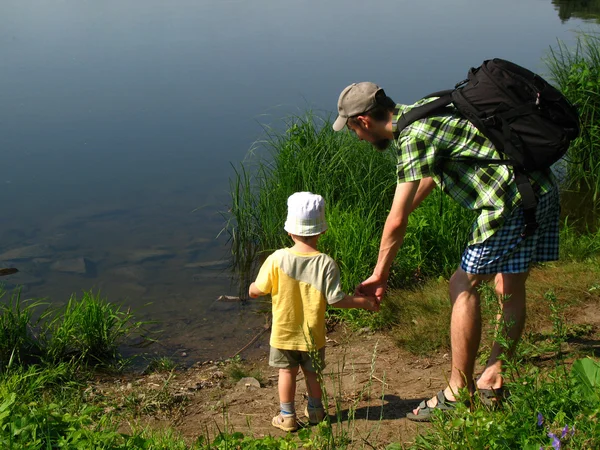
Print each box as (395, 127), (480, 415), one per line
(269, 347), (326, 372)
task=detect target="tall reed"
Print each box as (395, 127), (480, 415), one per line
(44, 290), (147, 365)
(546, 31), (600, 202)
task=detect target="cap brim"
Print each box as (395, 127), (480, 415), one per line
(332, 115), (348, 132)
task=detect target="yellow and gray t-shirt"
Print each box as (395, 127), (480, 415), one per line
(254, 248), (346, 351)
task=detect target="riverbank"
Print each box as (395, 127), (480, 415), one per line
(22, 256), (595, 449)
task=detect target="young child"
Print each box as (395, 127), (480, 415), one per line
(249, 191), (380, 432)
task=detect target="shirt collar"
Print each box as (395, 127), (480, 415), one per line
(391, 103), (411, 139)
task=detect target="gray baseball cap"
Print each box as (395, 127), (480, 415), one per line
(332, 82), (382, 131)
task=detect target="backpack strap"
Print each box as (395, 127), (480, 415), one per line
(393, 91), (454, 139)
(514, 170), (539, 238)
(451, 156), (539, 237)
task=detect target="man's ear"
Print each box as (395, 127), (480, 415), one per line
(356, 115), (370, 129)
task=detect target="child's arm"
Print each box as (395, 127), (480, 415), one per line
(248, 282), (266, 299)
(331, 295), (380, 312)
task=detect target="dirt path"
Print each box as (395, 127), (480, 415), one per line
(179, 329), (445, 446)
(90, 270), (600, 449)
(100, 328), (442, 447)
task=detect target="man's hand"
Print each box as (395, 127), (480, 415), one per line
(355, 274), (387, 302)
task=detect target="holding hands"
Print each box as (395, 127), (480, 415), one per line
(355, 273), (388, 303)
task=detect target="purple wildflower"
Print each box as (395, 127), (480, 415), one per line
(548, 432), (561, 450)
(561, 425), (569, 439)
(537, 413), (544, 427)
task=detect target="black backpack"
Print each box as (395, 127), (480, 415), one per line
(394, 58), (580, 237)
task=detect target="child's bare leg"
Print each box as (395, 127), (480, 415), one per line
(302, 366), (326, 423)
(272, 366), (300, 430)
(278, 367), (299, 414)
(301, 367), (322, 400)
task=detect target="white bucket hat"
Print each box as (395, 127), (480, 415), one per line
(284, 192), (328, 236)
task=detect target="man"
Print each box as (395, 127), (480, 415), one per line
(332, 82), (560, 421)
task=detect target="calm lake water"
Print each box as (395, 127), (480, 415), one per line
(1, 1), (599, 363)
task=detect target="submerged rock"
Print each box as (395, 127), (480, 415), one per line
(111, 282), (147, 295)
(109, 265), (146, 281)
(0, 268), (18, 276)
(0, 244), (52, 261)
(32, 258), (52, 264)
(50, 257), (94, 275)
(128, 249), (175, 263)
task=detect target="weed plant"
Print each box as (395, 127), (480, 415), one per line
(44, 290), (147, 366)
(122, 372), (188, 417)
(143, 355), (179, 373)
(0, 288), (45, 368)
(224, 355), (263, 384)
(546, 31), (600, 202)
(0, 363), (123, 449)
(559, 216), (600, 260)
(0, 288), (148, 369)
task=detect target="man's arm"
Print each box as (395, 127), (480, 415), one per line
(355, 179), (423, 300)
(411, 177), (436, 213)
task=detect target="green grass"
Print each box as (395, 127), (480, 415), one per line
(546, 30), (600, 203)
(224, 355), (264, 384)
(0, 288), (148, 369)
(43, 291), (147, 366)
(409, 357), (600, 449)
(1, 32), (599, 450)
(559, 216), (600, 260)
(0, 288), (45, 369)
(409, 290), (600, 450)
(143, 356), (179, 373)
(385, 223), (600, 358)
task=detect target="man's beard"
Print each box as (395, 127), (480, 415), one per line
(365, 128), (391, 151)
(372, 138), (391, 151)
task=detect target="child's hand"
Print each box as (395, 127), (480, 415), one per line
(363, 296), (380, 312)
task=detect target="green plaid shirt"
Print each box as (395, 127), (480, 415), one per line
(392, 98), (556, 245)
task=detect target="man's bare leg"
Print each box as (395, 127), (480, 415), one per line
(477, 271), (529, 390)
(413, 267), (491, 413)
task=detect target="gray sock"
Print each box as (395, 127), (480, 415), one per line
(307, 396), (323, 409)
(280, 401), (295, 416)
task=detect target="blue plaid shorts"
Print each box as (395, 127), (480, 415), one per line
(461, 188), (560, 274)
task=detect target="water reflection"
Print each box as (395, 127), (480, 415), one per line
(552, 0), (600, 23)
